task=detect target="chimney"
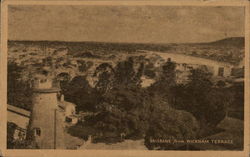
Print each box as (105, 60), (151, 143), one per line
(60, 94), (64, 102)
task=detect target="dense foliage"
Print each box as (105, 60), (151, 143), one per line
(65, 58), (201, 148)
(7, 53), (244, 150)
(144, 108), (199, 150)
(7, 62), (33, 110)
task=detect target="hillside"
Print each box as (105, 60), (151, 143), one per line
(208, 37), (244, 48)
(8, 37), (244, 65)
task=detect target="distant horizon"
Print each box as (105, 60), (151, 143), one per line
(9, 6), (244, 43)
(8, 36), (244, 45)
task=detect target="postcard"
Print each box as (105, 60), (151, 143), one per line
(0, 0), (249, 157)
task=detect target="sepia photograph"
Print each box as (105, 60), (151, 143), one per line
(3, 1), (247, 153)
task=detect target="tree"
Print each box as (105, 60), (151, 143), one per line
(186, 68), (213, 91)
(144, 107), (199, 150)
(64, 76), (101, 111)
(7, 62), (32, 110)
(114, 57), (135, 86)
(161, 58), (177, 86)
(94, 58), (144, 95)
(102, 85), (147, 111)
(83, 84), (153, 141)
(113, 57), (144, 87)
(78, 61), (93, 72)
(149, 58), (177, 103)
(204, 89), (232, 126)
(172, 68), (231, 134)
(56, 72), (71, 93)
(229, 82), (244, 120)
(94, 63), (115, 94)
(86, 106), (129, 143)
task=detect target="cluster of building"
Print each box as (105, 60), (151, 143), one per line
(139, 51), (244, 87)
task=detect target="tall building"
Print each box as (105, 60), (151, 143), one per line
(27, 73), (65, 149)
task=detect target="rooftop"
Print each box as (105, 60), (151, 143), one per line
(58, 100), (76, 109)
(7, 104), (31, 118)
(7, 104), (31, 129)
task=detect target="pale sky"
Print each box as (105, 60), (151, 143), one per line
(8, 5), (245, 43)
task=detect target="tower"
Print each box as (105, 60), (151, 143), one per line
(28, 73), (65, 149)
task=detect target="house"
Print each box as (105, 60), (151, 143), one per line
(58, 95), (78, 124)
(7, 104), (31, 141)
(140, 75), (156, 88)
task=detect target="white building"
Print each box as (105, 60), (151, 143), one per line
(7, 76), (78, 149)
(58, 95), (78, 124)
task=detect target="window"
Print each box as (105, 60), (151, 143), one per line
(34, 128), (41, 136)
(66, 116), (72, 123)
